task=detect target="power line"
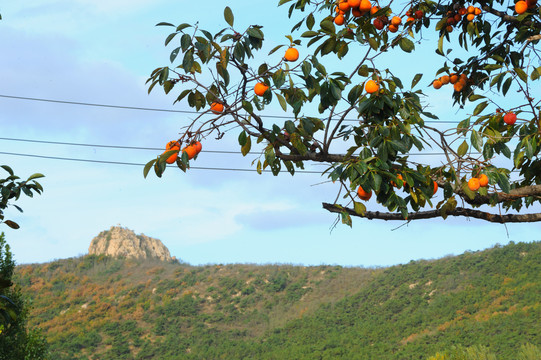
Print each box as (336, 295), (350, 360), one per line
(0, 151), (322, 174)
(0, 94), (461, 124)
(0, 136), (459, 156)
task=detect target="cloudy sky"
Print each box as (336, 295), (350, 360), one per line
(1, 0), (538, 267)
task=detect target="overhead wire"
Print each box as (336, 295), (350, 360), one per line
(0, 94), (463, 124)
(0, 136), (470, 156)
(0, 151), (323, 174)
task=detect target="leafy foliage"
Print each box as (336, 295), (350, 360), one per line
(145, 0), (541, 224)
(15, 241), (541, 359)
(0, 166), (44, 230)
(0, 233), (48, 359)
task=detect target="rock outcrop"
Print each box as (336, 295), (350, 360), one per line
(88, 226), (172, 261)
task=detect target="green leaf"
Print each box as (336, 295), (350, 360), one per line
(238, 130), (247, 146)
(473, 101), (488, 116)
(306, 13), (315, 30)
(165, 32), (178, 46)
(143, 159), (156, 178)
(437, 35), (444, 55)
(247, 27), (264, 39)
(514, 67), (528, 82)
(242, 100), (253, 113)
(26, 173), (45, 181)
(468, 94), (485, 102)
(156, 22), (175, 27)
(276, 93), (287, 111)
(470, 130), (483, 152)
(497, 172), (510, 193)
(502, 77), (512, 96)
(531, 66), (541, 81)
(457, 140), (468, 157)
(399, 38), (414, 53)
(290, 133), (308, 155)
(353, 201), (366, 216)
(411, 73), (422, 88)
(224, 7), (234, 27)
(241, 136), (251, 156)
(301, 31), (319, 38)
(341, 211), (352, 227)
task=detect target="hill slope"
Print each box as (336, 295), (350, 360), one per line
(15, 241), (541, 359)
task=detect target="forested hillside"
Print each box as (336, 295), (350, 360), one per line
(15, 241), (540, 359)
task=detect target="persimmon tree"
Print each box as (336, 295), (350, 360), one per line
(145, 0), (541, 225)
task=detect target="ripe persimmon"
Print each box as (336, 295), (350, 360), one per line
(440, 75), (450, 85)
(163, 146), (180, 164)
(284, 47), (299, 62)
(334, 14), (346, 25)
(348, 0), (361, 7)
(370, 5), (380, 15)
(515, 0), (528, 13)
(193, 141), (203, 154)
(351, 8), (363, 17)
(432, 181), (438, 195)
(166, 140), (180, 150)
(433, 79), (443, 89)
(391, 174), (403, 187)
(388, 24), (399, 32)
(415, 10), (424, 18)
(391, 16), (402, 26)
(210, 102), (224, 114)
(338, 1), (350, 11)
(182, 145), (198, 160)
(468, 177), (480, 191)
(478, 174), (489, 187)
(357, 185), (372, 201)
(359, 0), (372, 12)
(467, 5), (476, 13)
(365, 79), (379, 94)
(449, 73), (459, 84)
(504, 112), (517, 125)
(373, 18), (384, 30)
(254, 82), (269, 96)
(527, 0), (537, 8)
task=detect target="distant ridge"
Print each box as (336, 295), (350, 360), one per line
(88, 226), (173, 261)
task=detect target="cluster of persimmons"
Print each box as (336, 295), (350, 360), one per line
(162, 140), (202, 164)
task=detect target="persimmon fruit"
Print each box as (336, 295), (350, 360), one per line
(254, 82), (269, 96)
(210, 102), (224, 114)
(334, 14), (345, 25)
(504, 112), (517, 125)
(357, 186), (372, 201)
(468, 178), (480, 191)
(365, 80), (379, 94)
(284, 47), (299, 62)
(478, 174), (489, 187)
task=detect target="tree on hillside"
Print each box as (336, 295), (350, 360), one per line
(0, 233), (48, 359)
(145, 0), (541, 225)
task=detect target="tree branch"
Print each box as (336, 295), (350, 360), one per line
(322, 202), (541, 223)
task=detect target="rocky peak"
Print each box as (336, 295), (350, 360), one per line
(88, 226), (172, 261)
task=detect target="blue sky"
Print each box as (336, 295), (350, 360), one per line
(1, 0), (539, 267)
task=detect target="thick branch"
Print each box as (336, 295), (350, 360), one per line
(461, 185), (541, 206)
(322, 203), (541, 223)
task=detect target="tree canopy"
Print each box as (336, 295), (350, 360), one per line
(145, 0), (541, 225)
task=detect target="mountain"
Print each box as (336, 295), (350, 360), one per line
(14, 241), (541, 359)
(88, 226), (173, 262)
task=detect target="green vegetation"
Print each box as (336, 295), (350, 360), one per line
(0, 233), (48, 359)
(15, 241), (541, 359)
